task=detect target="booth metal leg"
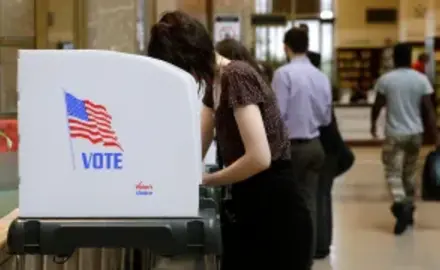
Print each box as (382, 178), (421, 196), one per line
(141, 249), (155, 270)
(17, 255), (25, 270)
(193, 255), (205, 270)
(5, 249), (129, 270)
(152, 255), (217, 270)
(120, 248), (126, 270)
(201, 255), (219, 270)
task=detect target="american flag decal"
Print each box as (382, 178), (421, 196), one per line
(65, 92), (123, 151)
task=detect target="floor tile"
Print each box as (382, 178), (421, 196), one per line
(317, 147), (440, 270)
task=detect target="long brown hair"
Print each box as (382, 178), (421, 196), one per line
(147, 11), (216, 87)
(215, 39), (274, 83)
(215, 39), (261, 72)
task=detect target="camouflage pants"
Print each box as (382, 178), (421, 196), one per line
(382, 134), (422, 203)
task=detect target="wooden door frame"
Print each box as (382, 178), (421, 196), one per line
(34, 0), (88, 49)
(34, 0), (48, 48)
(74, 0), (88, 48)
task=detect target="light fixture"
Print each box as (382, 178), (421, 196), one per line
(320, 10), (334, 20)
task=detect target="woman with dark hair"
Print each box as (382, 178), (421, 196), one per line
(148, 11), (313, 269)
(215, 38), (273, 83)
(215, 39), (261, 75)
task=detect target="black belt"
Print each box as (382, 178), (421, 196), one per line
(290, 138), (316, 144)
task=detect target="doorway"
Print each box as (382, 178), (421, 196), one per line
(0, 0), (86, 113)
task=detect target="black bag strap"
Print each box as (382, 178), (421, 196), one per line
(215, 137), (224, 169)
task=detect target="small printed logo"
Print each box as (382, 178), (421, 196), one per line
(136, 182), (153, 196)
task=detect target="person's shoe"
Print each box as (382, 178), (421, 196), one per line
(391, 202), (411, 235)
(314, 250), (330, 260)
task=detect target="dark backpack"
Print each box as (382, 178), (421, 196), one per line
(422, 148), (440, 201)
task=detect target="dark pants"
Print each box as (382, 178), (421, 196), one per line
(223, 160), (313, 270)
(290, 138), (325, 257)
(316, 157), (337, 255)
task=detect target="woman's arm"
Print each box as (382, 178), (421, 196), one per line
(201, 104), (215, 159)
(203, 104), (271, 186)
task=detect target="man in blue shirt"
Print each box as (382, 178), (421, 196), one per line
(371, 43), (438, 235)
(272, 27), (332, 258)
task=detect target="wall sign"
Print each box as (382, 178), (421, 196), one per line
(213, 15), (241, 44)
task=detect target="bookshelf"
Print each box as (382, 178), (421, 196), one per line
(336, 48), (382, 102)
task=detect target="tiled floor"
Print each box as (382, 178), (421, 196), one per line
(315, 147), (440, 270)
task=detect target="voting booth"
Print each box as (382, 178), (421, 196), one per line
(7, 50), (221, 269)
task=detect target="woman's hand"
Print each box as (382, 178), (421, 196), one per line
(202, 173), (216, 186)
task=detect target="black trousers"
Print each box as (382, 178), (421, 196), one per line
(289, 138), (325, 258)
(222, 160), (313, 270)
(316, 157), (337, 254)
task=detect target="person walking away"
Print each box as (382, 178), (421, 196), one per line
(371, 43), (438, 235)
(412, 52), (429, 74)
(272, 27), (332, 258)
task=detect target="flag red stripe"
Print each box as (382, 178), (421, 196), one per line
(88, 114), (111, 126)
(68, 118), (111, 131)
(85, 102), (112, 121)
(70, 133), (103, 144)
(103, 141), (122, 148)
(70, 131), (122, 150)
(68, 118), (122, 150)
(85, 105), (111, 117)
(69, 124), (119, 141)
(69, 126), (117, 140)
(86, 108), (111, 122)
(69, 120), (115, 136)
(84, 100), (107, 111)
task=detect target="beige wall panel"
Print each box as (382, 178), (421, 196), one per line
(87, 0), (137, 53)
(0, 0), (35, 37)
(335, 0), (398, 47)
(48, 0), (75, 46)
(0, 48), (18, 112)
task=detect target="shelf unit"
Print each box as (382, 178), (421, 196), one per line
(336, 48), (382, 94)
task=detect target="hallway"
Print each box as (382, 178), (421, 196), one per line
(315, 148), (440, 270)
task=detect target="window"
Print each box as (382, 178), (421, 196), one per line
(321, 23), (333, 62)
(255, 0), (272, 13)
(255, 21), (293, 62)
(321, 22), (334, 79)
(253, 0), (335, 67)
(320, 0), (332, 12)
